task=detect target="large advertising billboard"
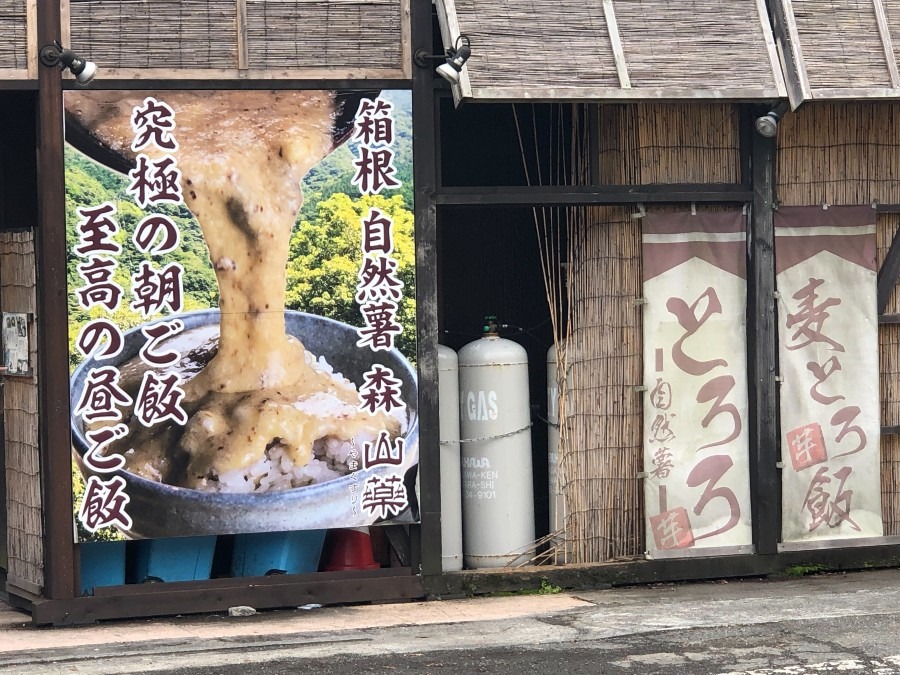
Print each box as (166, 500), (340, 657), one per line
(65, 90), (417, 542)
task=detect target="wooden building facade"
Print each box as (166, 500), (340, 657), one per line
(3, 0), (900, 625)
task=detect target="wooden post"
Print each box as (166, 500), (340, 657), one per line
(747, 105), (780, 556)
(411, 0), (442, 577)
(35, 0), (75, 599)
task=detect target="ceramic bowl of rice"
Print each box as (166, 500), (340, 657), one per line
(70, 310), (418, 538)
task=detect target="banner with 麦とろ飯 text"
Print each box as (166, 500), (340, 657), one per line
(776, 206), (883, 544)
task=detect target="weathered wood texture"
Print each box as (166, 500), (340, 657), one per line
(775, 0), (900, 100)
(792, 0), (893, 89)
(612, 0), (775, 90)
(67, 0), (407, 76)
(0, 0), (28, 70)
(444, 0), (782, 99)
(31, 568), (424, 626)
(424, 545), (900, 598)
(749, 118), (779, 554)
(0, 231), (43, 591)
(245, 0), (402, 70)
(69, 0), (238, 68)
(777, 102), (900, 535)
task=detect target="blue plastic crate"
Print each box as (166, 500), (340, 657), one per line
(79, 541), (126, 596)
(130, 536), (217, 583)
(231, 530), (327, 577)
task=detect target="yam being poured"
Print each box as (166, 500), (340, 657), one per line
(68, 91), (404, 493)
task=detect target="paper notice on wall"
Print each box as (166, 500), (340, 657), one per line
(1, 312), (29, 375)
(775, 206), (883, 543)
(642, 212), (753, 555)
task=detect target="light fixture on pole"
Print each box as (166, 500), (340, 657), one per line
(39, 41), (97, 85)
(754, 101), (790, 138)
(414, 35), (472, 85)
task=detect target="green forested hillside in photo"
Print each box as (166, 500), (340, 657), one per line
(65, 148), (219, 366)
(299, 90), (413, 221)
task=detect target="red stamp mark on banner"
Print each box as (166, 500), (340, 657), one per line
(786, 422), (827, 472)
(650, 507), (695, 550)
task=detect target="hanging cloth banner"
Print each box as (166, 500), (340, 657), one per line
(642, 212), (753, 556)
(775, 206), (883, 544)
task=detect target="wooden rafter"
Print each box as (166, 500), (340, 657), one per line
(872, 0), (900, 88)
(602, 0), (631, 89)
(236, 0), (248, 70)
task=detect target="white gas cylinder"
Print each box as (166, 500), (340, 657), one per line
(438, 344), (463, 572)
(458, 325), (535, 568)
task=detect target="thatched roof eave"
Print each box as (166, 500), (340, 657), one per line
(435, 0), (787, 104)
(770, 0), (900, 109)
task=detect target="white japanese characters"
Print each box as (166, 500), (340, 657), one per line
(351, 96), (409, 520)
(75, 96), (188, 534)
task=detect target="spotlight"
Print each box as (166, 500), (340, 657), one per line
(39, 41), (97, 85)
(754, 101), (790, 138)
(414, 35), (472, 85)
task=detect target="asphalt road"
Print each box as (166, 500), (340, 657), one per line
(154, 611), (900, 675)
(5, 571), (900, 675)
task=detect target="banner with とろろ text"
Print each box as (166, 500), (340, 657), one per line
(642, 211), (752, 556)
(776, 206), (883, 544)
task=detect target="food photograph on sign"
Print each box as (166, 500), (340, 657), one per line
(63, 90), (417, 542)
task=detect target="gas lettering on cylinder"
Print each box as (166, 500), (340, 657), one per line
(465, 390), (499, 421)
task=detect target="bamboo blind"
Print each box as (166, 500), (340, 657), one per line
(556, 103), (741, 563)
(614, 0), (775, 90)
(453, 0), (620, 91)
(0, 0), (28, 70)
(0, 231), (42, 591)
(246, 0), (402, 70)
(778, 103), (900, 206)
(778, 102), (900, 535)
(791, 0), (894, 89)
(562, 205), (644, 562)
(879, 216), (900, 535)
(604, 102), (741, 185)
(446, 0), (780, 97)
(68, 0), (405, 73)
(70, 0), (238, 69)
(529, 103), (900, 560)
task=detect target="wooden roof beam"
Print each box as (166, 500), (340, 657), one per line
(770, 0), (812, 108)
(602, 0), (631, 89)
